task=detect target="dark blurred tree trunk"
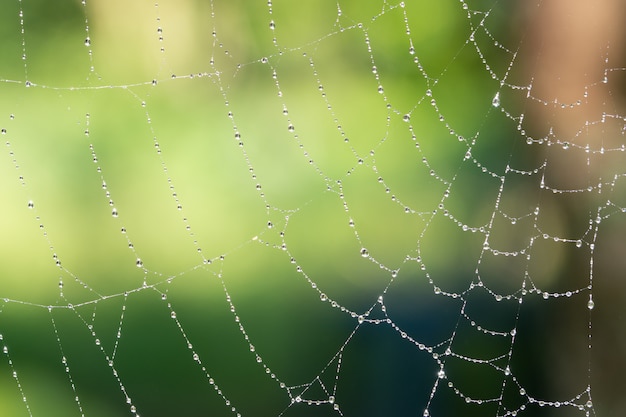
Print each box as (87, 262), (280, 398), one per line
(521, 0), (626, 414)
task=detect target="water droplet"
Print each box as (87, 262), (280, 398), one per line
(25, 81), (32, 87)
(95, 339), (101, 346)
(27, 200), (34, 209)
(586, 400), (593, 408)
(360, 248), (369, 257)
(423, 409), (430, 417)
(409, 46), (415, 55)
(84, 37), (91, 46)
(357, 315), (364, 324)
(287, 124), (294, 132)
(403, 114), (410, 122)
(170, 311), (177, 319)
(438, 369), (445, 379)
(112, 208), (119, 217)
(136, 259), (143, 267)
(269, 20), (275, 30)
(328, 395), (335, 404)
(492, 92), (500, 107)
(377, 85), (384, 94)
(587, 298), (595, 310)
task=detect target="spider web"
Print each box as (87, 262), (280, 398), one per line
(1, 0), (625, 416)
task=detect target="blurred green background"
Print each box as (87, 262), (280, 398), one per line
(0, 1), (624, 416)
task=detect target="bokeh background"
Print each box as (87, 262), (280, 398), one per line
(0, 1), (624, 416)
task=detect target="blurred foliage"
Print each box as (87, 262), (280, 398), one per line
(2, 1), (614, 417)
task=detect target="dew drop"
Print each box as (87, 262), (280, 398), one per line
(492, 92), (500, 107)
(170, 311), (177, 319)
(360, 248), (369, 257)
(587, 298), (595, 310)
(112, 208), (119, 217)
(136, 258), (143, 268)
(27, 200), (34, 209)
(84, 37), (91, 46)
(403, 114), (410, 122)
